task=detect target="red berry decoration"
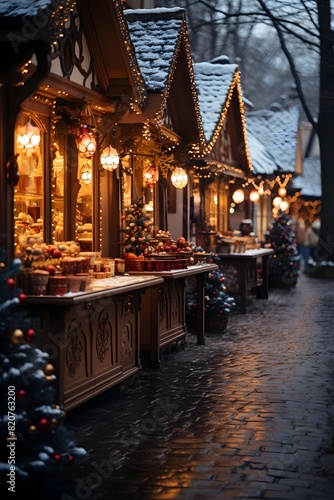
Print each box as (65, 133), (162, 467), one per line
(17, 389), (26, 399)
(18, 293), (27, 303)
(25, 328), (36, 342)
(54, 453), (62, 462)
(7, 277), (15, 289)
(37, 418), (49, 430)
(68, 454), (74, 464)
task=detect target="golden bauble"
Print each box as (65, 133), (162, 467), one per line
(10, 329), (25, 344)
(28, 425), (37, 434)
(44, 363), (55, 375)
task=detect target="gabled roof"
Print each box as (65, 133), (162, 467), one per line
(193, 57), (252, 174)
(123, 7), (205, 149)
(291, 156), (321, 199)
(246, 130), (281, 176)
(124, 7), (185, 93)
(77, 0), (146, 109)
(245, 105), (300, 174)
(0, 0), (49, 17)
(194, 61), (238, 144)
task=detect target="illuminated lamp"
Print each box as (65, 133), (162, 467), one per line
(279, 200), (290, 212)
(100, 145), (119, 171)
(76, 125), (96, 159)
(249, 189), (260, 203)
(17, 119), (41, 155)
(80, 163), (92, 184)
(232, 189), (244, 204)
(273, 196), (282, 207)
(143, 164), (159, 187)
(278, 187), (287, 197)
(171, 167), (188, 189)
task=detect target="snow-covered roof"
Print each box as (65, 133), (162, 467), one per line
(124, 7), (185, 92)
(194, 61), (238, 143)
(291, 156), (321, 198)
(0, 1), (52, 17)
(245, 105), (300, 173)
(246, 130), (281, 176)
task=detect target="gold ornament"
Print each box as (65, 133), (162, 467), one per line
(28, 425), (37, 434)
(10, 329), (25, 344)
(50, 418), (59, 428)
(44, 363), (55, 375)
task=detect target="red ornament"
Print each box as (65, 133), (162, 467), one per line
(25, 328), (36, 342)
(17, 389), (26, 399)
(7, 278), (15, 289)
(68, 454), (74, 464)
(18, 293), (27, 303)
(37, 418), (49, 430)
(54, 453), (62, 462)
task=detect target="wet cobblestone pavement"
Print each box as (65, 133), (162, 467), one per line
(61, 273), (334, 499)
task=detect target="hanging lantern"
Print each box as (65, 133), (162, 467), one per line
(232, 188), (244, 204)
(278, 186), (287, 197)
(76, 125), (96, 159)
(273, 196), (282, 207)
(249, 189), (260, 203)
(80, 163), (92, 184)
(171, 167), (188, 189)
(17, 118), (41, 155)
(100, 145), (119, 171)
(279, 199), (290, 212)
(143, 164), (159, 187)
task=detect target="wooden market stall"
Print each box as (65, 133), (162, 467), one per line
(0, 2), (218, 407)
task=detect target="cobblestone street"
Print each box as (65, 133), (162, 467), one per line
(61, 273), (334, 500)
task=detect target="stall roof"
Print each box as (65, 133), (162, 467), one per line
(193, 56), (252, 174)
(194, 61), (239, 144)
(122, 7), (206, 149)
(0, 0), (50, 16)
(291, 156), (321, 199)
(245, 105), (300, 174)
(246, 130), (281, 176)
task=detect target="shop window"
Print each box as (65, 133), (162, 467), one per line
(76, 157), (93, 251)
(14, 113), (45, 251)
(52, 144), (65, 242)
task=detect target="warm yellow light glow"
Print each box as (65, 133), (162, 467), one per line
(273, 196), (282, 207)
(143, 164), (159, 187)
(232, 189), (244, 204)
(17, 119), (41, 155)
(80, 163), (92, 184)
(279, 200), (290, 212)
(171, 167), (188, 188)
(278, 187), (287, 197)
(76, 125), (96, 158)
(249, 189), (260, 203)
(100, 145), (119, 171)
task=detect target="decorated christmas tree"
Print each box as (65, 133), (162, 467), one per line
(186, 256), (236, 331)
(119, 198), (153, 256)
(265, 211), (300, 287)
(0, 249), (85, 498)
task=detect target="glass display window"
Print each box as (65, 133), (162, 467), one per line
(14, 113), (46, 252)
(52, 144), (65, 242)
(76, 156), (93, 251)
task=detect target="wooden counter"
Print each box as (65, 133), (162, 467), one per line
(217, 248), (274, 313)
(25, 275), (164, 411)
(129, 263), (218, 368)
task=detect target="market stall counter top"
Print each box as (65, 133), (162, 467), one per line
(25, 275), (164, 411)
(129, 263), (218, 368)
(216, 248), (274, 314)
